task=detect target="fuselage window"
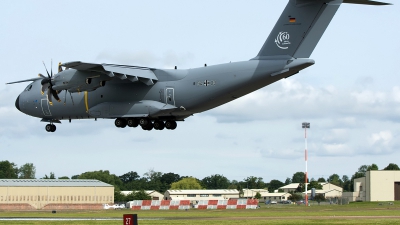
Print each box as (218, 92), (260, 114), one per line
(25, 85), (32, 91)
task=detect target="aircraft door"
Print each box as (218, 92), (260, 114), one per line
(159, 89), (165, 103)
(166, 88), (175, 106)
(41, 99), (52, 116)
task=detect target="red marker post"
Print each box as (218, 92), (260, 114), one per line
(123, 214), (138, 225)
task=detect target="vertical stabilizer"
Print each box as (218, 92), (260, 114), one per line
(256, 0), (342, 59)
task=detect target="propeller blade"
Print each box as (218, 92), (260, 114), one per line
(38, 73), (46, 78)
(51, 59), (53, 77)
(58, 62), (63, 73)
(51, 88), (61, 102)
(42, 61), (51, 78)
(47, 87), (53, 106)
(41, 83), (49, 95)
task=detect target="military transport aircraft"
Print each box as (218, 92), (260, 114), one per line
(7, 0), (391, 132)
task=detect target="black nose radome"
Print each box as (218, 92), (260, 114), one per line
(15, 95), (21, 111)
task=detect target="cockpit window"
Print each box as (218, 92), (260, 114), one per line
(24, 84), (32, 91)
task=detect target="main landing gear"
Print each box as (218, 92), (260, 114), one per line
(115, 118), (177, 131)
(45, 124), (56, 132)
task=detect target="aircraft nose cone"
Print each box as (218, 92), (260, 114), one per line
(15, 95), (21, 112)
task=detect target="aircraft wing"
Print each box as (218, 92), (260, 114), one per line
(343, 0), (392, 5)
(61, 61), (158, 85)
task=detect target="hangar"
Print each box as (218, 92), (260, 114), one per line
(343, 170), (400, 202)
(0, 179), (114, 210)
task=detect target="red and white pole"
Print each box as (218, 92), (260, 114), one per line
(305, 127), (308, 206)
(302, 122), (310, 206)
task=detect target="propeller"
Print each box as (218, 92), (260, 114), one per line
(40, 60), (61, 106)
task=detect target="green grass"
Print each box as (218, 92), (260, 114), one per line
(0, 202), (399, 224)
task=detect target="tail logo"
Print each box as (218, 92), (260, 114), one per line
(275, 31), (291, 49)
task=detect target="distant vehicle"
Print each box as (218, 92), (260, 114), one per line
(270, 201), (277, 204)
(281, 200), (292, 204)
(103, 203), (125, 210)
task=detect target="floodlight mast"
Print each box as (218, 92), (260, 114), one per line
(302, 122), (310, 206)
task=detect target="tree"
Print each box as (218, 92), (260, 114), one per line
(114, 190), (125, 202)
(328, 174), (342, 187)
(42, 172), (55, 179)
(384, 163), (400, 170)
(0, 160), (18, 179)
(317, 177), (326, 182)
(228, 180), (239, 189)
(254, 192), (262, 199)
(314, 194), (326, 205)
(159, 172), (181, 193)
(143, 169), (162, 192)
(292, 172), (306, 183)
(201, 174), (230, 189)
(367, 164), (379, 171)
(342, 175), (351, 192)
(284, 177), (292, 185)
(58, 176), (70, 179)
(78, 170), (123, 190)
(268, 179), (284, 193)
(288, 192), (302, 202)
(18, 163), (36, 179)
(125, 190), (152, 201)
(170, 177), (203, 190)
(119, 171), (140, 184)
(308, 181), (322, 190)
(358, 165), (368, 176)
(243, 176), (265, 189)
(71, 175), (79, 179)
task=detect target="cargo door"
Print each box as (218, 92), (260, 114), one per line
(166, 88), (175, 106)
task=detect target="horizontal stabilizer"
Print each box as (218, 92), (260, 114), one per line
(62, 61), (158, 85)
(343, 0), (392, 5)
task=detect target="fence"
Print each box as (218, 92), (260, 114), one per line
(128, 199), (259, 210)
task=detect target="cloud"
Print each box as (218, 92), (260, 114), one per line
(209, 79), (400, 124)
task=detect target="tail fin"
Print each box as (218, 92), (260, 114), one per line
(255, 0), (390, 59)
(256, 0), (342, 59)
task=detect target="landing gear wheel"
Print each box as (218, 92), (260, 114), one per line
(115, 118), (127, 128)
(139, 118), (150, 126)
(141, 122), (154, 131)
(127, 118), (139, 127)
(45, 124), (56, 132)
(153, 120), (165, 130)
(165, 120), (177, 130)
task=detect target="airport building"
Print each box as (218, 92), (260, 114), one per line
(0, 179), (114, 210)
(242, 189), (291, 203)
(343, 170), (400, 202)
(121, 190), (164, 200)
(164, 189), (240, 202)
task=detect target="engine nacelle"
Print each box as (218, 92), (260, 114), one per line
(52, 70), (110, 93)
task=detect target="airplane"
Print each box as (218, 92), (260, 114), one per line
(7, 0), (391, 132)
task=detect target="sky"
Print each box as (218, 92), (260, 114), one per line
(0, 1), (399, 184)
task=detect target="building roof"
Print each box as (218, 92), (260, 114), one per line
(121, 190), (163, 196)
(166, 189), (239, 195)
(278, 183), (300, 189)
(0, 179), (112, 187)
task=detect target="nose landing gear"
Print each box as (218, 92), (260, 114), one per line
(45, 124), (56, 132)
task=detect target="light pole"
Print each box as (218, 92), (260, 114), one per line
(302, 122), (310, 206)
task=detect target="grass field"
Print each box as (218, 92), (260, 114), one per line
(0, 202), (399, 224)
